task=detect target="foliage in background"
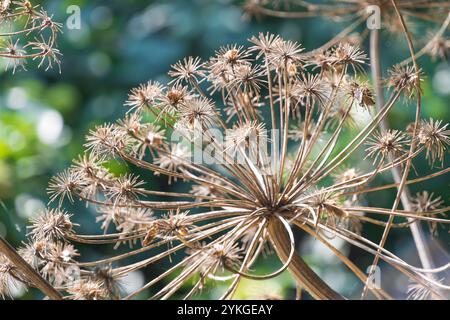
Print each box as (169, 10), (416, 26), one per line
(0, 0), (449, 299)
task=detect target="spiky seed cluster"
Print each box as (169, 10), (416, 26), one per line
(411, 191), (445, 237)
(0, 0), (62, 73)
(386, 65), (423, 97)
(417, 119), (450, 167)
(426, 35), (450, 61)
(0, 254), (27, 299)
(4, 32), (448, 301)
(168, 56), (205, 86)
(347, 81), (375, 109)
(187, 243), (243, 275)
(28, 209), (76, 241)
(67, 279), (108, 300)
(366, 130), (409, 164)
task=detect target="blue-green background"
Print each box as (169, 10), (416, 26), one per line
(0, 0), (449, 299)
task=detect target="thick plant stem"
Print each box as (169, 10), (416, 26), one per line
(0, 236), (63, 300)
(369, 28), (435, 271)
(268, 218), (345, 300)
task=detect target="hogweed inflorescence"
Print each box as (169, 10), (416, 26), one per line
(2, 30), (450, 299)
(242, 0), (450, 300)
(0, 29), (448, 300)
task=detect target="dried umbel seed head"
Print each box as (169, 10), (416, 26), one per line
(190, 176), (225, 200)
(143, 125), (166, 147)
(39, 242), (80, 286)
(47, 169), (81, 206)
(14, 33), (450, 301)
(67, 279), (108, 300)
(2, 38), (27, 73)
(224, 47), (240, 63)
(411, 191), (444, 214)
(116, 113), (144, 136)
(225, 121), (267, 154)
(365, 130), (409, 164)
(168, 56), (205, 86)
(291, 73), (328, 107)
(69, 154), (112, 202)
(229, 63), (266, 93)
(25, 37), (62, 72)
(426, 34), (450, 61)
(0, 254), (25, 299)
(416, 119), (450, 167)
(115, 208), (154, 245)
(84, 124), (123, 157)
(328, 43), (367, 73)
(307, 191), (349, 224)
(154, 143), (191, 180)
(177, 97), (218, 130)
(125, 81), (164, 113)
(386, 65), (423, 97)
(91, 266), (122, 298)
(71, 153), (107, 180)
(17, 241), (47, 269)
(105, 174), (146, 205)
(268, 39), (304, 71)
(411, 191), (445, 237)
(142, 210), (193, 246)
(186, 242), (243, 276)
(217, 45), (252, 69)
(166, 88), (185, 106)
(346, 81), (375, 109)
(162, 85), (193, 113)
(249, 32), (282, 58)
(159, 210), (193, 239)
(95, 206), (152, 242)
(130, 124), (166, 159)
(28, 209), (76, 241)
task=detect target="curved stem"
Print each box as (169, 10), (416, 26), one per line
(267, 217), (345, 300)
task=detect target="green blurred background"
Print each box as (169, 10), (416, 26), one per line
(0, 0), (449, 299)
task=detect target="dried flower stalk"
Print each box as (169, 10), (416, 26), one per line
(1, 2), (449, 301)
(243, 0), (450, 300)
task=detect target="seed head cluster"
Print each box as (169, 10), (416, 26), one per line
(1, 32), (447, 300)
(0, 1), (449, 301)
(0, 0), (62, 73)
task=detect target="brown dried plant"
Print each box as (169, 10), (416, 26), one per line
(0, 0), (62, 73)
(0, 1), (449, 301)
(243, 0), (450, 300)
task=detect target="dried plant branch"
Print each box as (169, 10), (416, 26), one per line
(268, 218), (345, 300)
(368, 18), (436, 294)
(0, 236), (62, 300)
(2, 2), (449, 301)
